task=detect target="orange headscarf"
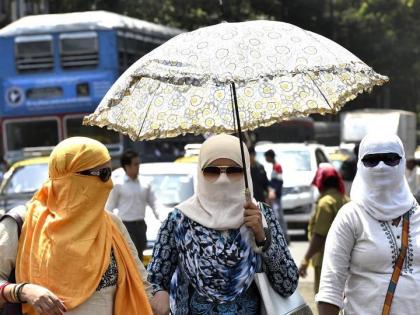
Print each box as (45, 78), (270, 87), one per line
(15, 137), (152, 314)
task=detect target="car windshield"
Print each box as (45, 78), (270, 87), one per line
(257, 149), (312, 172)
(141, 174), (194, 207)
(4, 163), (48, 194)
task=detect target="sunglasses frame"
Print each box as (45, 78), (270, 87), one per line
(361, 153), (402, 168)
(78, 167), (112, 182)
(202, 165), (244, 177)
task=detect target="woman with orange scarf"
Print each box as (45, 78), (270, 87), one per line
(0, 137), (152, 314)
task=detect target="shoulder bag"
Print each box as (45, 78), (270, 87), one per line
(255, 202), (313, 315)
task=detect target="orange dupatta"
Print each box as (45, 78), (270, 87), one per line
(15, 137), (152, 314)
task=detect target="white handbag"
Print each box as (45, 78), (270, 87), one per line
(254, 272), (313, 315)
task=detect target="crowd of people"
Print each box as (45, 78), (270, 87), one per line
(0, 131), (419, 314)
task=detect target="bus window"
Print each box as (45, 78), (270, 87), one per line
(60, 32), (99, 70)
(118, 32), (159, 73)
(15, 35), (53, 73)
(5, 119), (59, 151)
(26, 86), (63, 100)
(64, 116), (120, 145)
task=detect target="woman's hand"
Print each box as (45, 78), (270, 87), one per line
(20, 283), (67, 315)
(150, 290), (170, 315)
(244, 201), (265, 243)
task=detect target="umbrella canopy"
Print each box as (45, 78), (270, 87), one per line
(83, 20), (388, 141)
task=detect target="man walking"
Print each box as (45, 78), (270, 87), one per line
(249, 146), (270, 203)
(106, 149), (160, 260)
(264, 149), (289, 243)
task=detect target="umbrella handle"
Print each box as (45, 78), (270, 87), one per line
(245, 187), (252, 203)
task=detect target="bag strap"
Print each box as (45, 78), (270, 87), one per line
(381, 210), (410, 315)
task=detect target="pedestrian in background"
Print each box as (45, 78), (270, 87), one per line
(264, 149), (289, 243)
(0, 137), (152, 315)
(249, 146), (270, 203)
(340, 143), (359, 194)
(148, 134), (298, 315)
(106, 149), (160, 261)
(405, 156), (419, 201)
(317, 133), (420, 315)
(299, 164), (349, 294)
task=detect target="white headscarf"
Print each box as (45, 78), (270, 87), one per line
(177, 134), (253, 230)
(350, 132), (417, 221)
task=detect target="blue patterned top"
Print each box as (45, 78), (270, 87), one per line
(147, 203), (298, 314)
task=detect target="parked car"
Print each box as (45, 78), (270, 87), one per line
(324, 146), (352, 171)
(254, 142), (331, 232)
(111, 162), (197, 264)
(0, 156), (49, 211)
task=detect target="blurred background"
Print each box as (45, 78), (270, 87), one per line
(0, 2), (419, 313)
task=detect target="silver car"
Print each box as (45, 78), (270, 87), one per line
(255, 142), (331, 232)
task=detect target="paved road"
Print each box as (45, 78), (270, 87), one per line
(288, 240), (318, 315)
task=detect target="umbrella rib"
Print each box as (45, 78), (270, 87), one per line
(308, 75), (334, 111)
(229, 83), (238, 133)
(137, 81), (158, 140)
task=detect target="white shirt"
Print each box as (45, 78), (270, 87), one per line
(316, 202), (420, 315)
(106, 173), (159, 222)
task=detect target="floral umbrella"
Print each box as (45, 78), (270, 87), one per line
(83, 20), (388, 192)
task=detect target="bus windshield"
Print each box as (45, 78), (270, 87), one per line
(5, 119), (59, 150)
(65, 117), (120, 145)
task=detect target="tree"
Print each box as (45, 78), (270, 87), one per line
(44, 0), (420, 114)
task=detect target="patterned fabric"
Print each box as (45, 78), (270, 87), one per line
(189, 282), (260, 315)
(147, 203), (299, 314)
(84, 20), (388, 141)
(172, 211), (258, 302)
(382, 211), (410, 315)
(96, 250), (118, 291)
(380, 208), (415, 274)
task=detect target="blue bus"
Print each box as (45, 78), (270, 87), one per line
(0, 11), (182, 163)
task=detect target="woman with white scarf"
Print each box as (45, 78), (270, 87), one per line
(148, 134), (298, 315)
(316, 133), (419, 315)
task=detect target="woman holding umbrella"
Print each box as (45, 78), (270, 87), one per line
(148, 134), (298, 315)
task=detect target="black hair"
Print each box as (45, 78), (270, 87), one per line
(120, 149), (139, 169)
(249, 146), (256, 155)
(264, 149), (275, 159)
(354, 143), (360, 157)
(323, 176), (339, 190)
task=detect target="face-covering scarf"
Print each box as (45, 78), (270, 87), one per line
(174, 134), (258, 305)
(350, 133), (417, 221)
(15, 137), (152, 315)
(177, 133), (254, 229)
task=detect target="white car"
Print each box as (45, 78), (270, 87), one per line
(255, 142), (331, 231)
(111, 162), (197, 257)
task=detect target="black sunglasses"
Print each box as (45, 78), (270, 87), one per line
(202, 166), (244, 177)
(78, 167), (112, 182)
(361, 153), (402, 168)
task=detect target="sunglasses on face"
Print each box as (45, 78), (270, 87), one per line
(78, 167), (112, 182)
(202, 165), (244, 180)
(361, 153), (402, 168)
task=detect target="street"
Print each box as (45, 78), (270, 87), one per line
(289, 238), (318, 315)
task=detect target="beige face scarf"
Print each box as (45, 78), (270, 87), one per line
(350, 133), (417, 221)
(177, 134), (253, 230)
